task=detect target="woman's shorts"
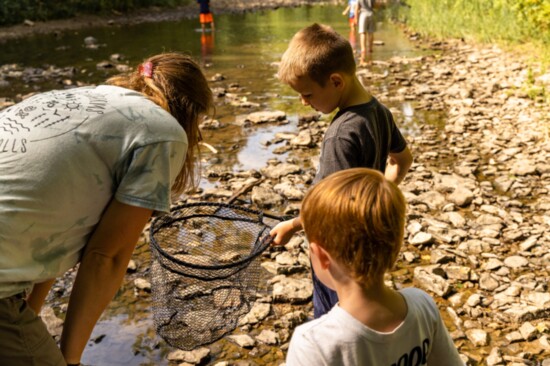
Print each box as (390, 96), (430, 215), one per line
(0, 293), (65, 366)
(358, 12), (376, 34)
(200, 13), (214, 24)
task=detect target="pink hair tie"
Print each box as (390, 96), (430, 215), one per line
(138, 61), (154, 78)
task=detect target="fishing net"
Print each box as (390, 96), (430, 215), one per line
(149, 202), (282, 350)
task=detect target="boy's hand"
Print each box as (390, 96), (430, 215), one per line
(270, 218), (302, 246)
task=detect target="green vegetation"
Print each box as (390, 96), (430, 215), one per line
(392, 0), (550, 64)
(0, 0), (192, 26)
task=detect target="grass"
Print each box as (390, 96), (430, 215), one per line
(389, 0), (550, 103)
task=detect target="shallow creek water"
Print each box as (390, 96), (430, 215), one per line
(0, 5), (438, 365)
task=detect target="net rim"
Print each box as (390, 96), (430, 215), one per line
(149, 202), (283, 270)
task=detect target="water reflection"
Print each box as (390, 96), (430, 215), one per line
(200, 31), (215, 66)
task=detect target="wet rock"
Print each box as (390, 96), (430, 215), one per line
(200, 117), (223, 130)
(410, 232), (433, 246)
(486, 347), (503, 365)
(519, 321), (538, 341)
(227, 334), (255, 348)
(510, 160), (537, 176)
(505, 331), (523, 343)
(290, 130), (313, 147)
(260, 163), (301, 179)
(84, 36), (98, 46)
(245, 110), (286, 124)
(251, 186), (284, 208)
(96, 61), (114, 69)
(255, 329), (280, 345)
(273, 310), (308, 330)
(210, 73), (225, 81)
(413, 265), (451, 297)
(484, 258), (504, 271)
(239, 302), (271, 325)
(503, 255), (529, 269)
(466, 294), (482, 307)
(271, 276), (313, 303)
(465, 329), (489, 347)
(134, 278), (151, 292)
(417, 190), (446, 210)
(273, 181), (304, 200)
(448, 186), (474, 207)
(503, 305), (544, 323)
(441, 211), (466, 228)
(479, 273), (500, 291)
(127, 259), (137, 272)
(430, 249), (455, 264)
(167, 347), (210, 363)
(443, 265), (471, 281)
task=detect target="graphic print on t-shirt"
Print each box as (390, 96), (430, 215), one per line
(0, 89), (108, 155)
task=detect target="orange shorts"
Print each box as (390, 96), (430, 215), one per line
(200, 13), (214, 24)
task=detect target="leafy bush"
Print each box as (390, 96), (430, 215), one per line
(394, 0), (550, 54)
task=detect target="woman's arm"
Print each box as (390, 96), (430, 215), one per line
(60, 199), (153, 365)
(27, 278), (56, 314)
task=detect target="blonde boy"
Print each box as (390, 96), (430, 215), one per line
(286, 168), (463, 366)
(271, 23), (413, 318)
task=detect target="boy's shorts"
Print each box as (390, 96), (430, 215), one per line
(0, 293), (65, 366)
(200, 13), (214, 24)
(358, 12), (376, 34)
(312, 266), (339, 318)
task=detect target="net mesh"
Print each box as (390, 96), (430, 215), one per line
(149, 202), (281, 350)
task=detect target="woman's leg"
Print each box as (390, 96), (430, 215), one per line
(0, 294), (65, 366)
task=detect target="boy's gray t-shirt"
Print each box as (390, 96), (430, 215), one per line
(313, 97), (407, 184)
(0, 85), (187, 298)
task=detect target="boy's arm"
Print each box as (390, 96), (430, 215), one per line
(270, 217), (302, 246)
(385, 146), (413, 185)
(342, 5), (350, 15)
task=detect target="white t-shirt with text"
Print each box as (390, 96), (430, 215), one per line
(286, 287), (464, 366)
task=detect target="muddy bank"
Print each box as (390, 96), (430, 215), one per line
(0, 0), (337, 43)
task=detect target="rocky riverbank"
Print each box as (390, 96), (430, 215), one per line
(2, 2), (549, 365)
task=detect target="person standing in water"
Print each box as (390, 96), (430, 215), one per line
(356, 0), (376, 66)
(198, 0), (215, 32)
